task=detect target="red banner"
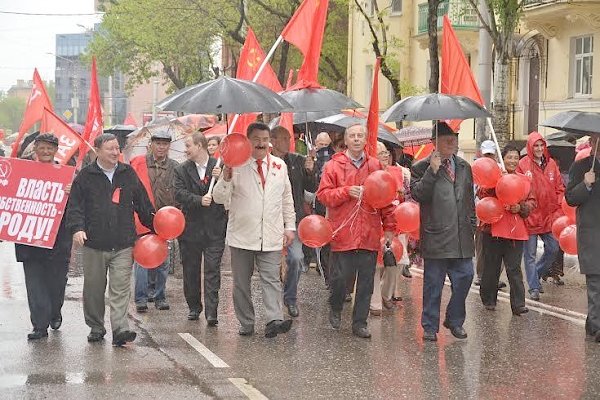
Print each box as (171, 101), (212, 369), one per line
(41, 107), (86, 165)
(0, 157), (74, 248)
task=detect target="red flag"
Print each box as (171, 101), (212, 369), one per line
(441, 16), (484, 131)
(281, 0), (329, 85)
(231, 28), (283, 135)
(11, 69), (53, 157)
(123, 112), (138, 127)
(366, 58), (381, 158)
(77, 57), (103, 167)
(40, 107), (87, 165)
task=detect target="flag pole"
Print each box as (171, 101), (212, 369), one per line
(486, 117), (506, 171)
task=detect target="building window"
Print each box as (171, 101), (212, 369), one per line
(574, 35), (593, 96)
(367, 0), (375, 17)
(391, 0), (402, 14)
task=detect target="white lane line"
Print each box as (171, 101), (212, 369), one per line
(410, 267), (586, 326)
(178, 333), (230, 368)
(229, 378), (269, 400)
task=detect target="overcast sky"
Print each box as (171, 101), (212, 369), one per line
(0, 0), (101, 91)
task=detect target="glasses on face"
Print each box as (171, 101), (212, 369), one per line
(378, 151), (390, 157)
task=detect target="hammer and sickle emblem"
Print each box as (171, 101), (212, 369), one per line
(246, 48), (262, 69)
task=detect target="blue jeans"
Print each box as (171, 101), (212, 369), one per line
(523, 233), (559, 292)
(134, 254), (170, 304)
(422, 258), (474, 333)
(284, 235), (304, 306)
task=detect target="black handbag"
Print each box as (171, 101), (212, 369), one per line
(382, 241), (397, 268)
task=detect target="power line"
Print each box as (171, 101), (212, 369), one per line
(0, 11), (104, 16)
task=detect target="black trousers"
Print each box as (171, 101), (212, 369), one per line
(179, 239), (224, 319)
(23, 258), (68, 330)
(479, 232), (526, 311)
(586, 274), (600, 336)
(329, 250), (377, 330)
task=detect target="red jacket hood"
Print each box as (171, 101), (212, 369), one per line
(526, 131), (550, 162)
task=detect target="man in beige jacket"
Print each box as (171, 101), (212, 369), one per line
(213, 122), (296, 338)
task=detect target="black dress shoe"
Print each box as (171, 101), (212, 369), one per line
(497, 281), (507, 289)
(27, 329), (48, 340)
(188, 310), (200, 320)
(423, 331), (437, 342)
(512, 306), (529, 316)
(264, 319), (293, 338)
(401, 265), (412, 278)
(87, 331), (105, 343)
(155, 300), (170, 310)
(329, 309), (341, 329)
(50, 315), (62, 330)
(206, 317), (218, 327)
(136, 304), (148, 313)
(443, 320), (467, 339)
(238, 326), (255, 336)
(352, 327), (371, 338)
(112, 330), (137, 346)
(287, 304), (299, 318)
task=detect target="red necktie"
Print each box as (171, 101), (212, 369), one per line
(256, 159), (266, 188)
(443, 159), (455, 182)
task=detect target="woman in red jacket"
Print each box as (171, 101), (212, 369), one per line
(479, 145), (535, 315)
(517, 132), (564, 301)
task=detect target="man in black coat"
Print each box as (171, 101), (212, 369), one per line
(269, 126), (316, 317)
(67, 133), (155, 346)
(411, 122), (476, 342)
(174, 132), (227, 325)
(14, 134), (73, 340)
(565, 133), (600, 341)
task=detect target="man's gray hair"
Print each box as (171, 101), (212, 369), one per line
(344, 123), (366, 136)
(94, 133), (117, 149)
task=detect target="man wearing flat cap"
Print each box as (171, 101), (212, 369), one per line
(410, 122), (476, 342)
(14, 133), (74, 340)
(130, 130), (179, 313)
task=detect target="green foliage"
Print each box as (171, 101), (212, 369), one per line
(0, 93), (26, 133)
(89, 0), (349, 93)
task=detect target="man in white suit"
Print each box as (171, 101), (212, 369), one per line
(213, 122), (296, 338)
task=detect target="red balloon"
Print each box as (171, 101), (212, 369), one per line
(134, 234), (168, 269)
(154, 206), (186, 240)
(496, 174), (530, 205)
(409, 229), (420, 241)
(476, 197), (504, 224)
(472, 157), (502, 189)
(298, 215), (333, 248)
(220, 133), (252, 167)
(551, 215), (572, 239)
(559, 224), (577, 255)
(363, 170), (398, 209)
(393, 202), (420, 233)
(561, 196), (576, 222)
(377, 237), (404, 265)
(575, 147), (591, 161)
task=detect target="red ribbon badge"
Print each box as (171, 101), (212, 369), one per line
(111, 187), (121, 204)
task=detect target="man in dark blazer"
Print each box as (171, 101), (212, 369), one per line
(565, 133), (600, 342)
(411, 122), (476, 342)
(174, 132), (227, 325)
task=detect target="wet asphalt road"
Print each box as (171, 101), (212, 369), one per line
(1, 240), (599, 399)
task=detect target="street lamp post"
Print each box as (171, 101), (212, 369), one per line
(48, 52), (79, 124)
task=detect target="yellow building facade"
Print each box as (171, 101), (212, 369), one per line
(347, 0), (600, 159)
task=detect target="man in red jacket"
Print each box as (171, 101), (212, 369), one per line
(517, 132), (564, 301)
(317, 124), (396, 338)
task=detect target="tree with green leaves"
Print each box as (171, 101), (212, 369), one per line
(466, 0), (525, 146)
(90, 0), (349, 93)
(0, 93), (26, 133)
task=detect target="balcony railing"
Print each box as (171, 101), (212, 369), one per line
(417, 1), (480, 34)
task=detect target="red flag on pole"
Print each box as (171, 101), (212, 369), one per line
(40, 107), (87, 165)
(77, 57), (103, 167)
(441, 15), (484, 131)
(11, 69), (53, 157)
(366, 58), (381, 158)
(281, 0), (329, 85)
(230, 28), (283, 135)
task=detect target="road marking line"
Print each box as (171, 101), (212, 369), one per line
(178, 333), (230, 368)
(410, 267), (586, 326)
(229, 378), (269, 400)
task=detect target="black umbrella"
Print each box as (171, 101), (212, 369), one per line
(279, 88), (362, 112)
(382, 93), (491, 122)
(540, 111), (600, 137)
(157, 76), (292, 114)
(313, 114), (401, 147)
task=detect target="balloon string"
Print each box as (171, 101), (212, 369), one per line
(331, 191), (363, 238)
